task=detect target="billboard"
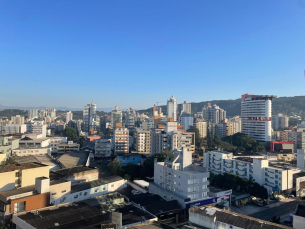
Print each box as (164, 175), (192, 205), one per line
(186, 197), (217, 209)
(296, 176), (305, 197)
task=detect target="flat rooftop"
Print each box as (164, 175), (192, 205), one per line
(17, 196), (155, 229)
(210, 150), (232, 155)
(126, 221), (177, 229)
(19, 137), (49, 142)
(58, 143), (80, 147)
(234, 157), (254, 163)
(0, 162), (47, 173)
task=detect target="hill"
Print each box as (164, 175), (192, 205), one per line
(138, 95), (305, 117)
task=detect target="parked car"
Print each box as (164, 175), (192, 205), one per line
(253, 200), (264, 207)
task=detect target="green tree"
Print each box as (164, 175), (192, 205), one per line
(108, 158), (123, 175)
(141, 151), (171, 177)
(63, 127), (78, 140)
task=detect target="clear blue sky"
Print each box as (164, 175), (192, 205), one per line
(0, 0), (304, 109)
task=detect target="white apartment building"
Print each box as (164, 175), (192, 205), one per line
(113, 127), (129, 154)
(202, 103), (226, 124)
(32, 121), (47, 137)
(134, 128), (150, 154)
(241, 94), (276, 142)
(95, 139), (112, 158)
(83, 101), (98, 133)
(204, 150), (301, 193)
(180, 113), (194, 131)
(1, 124), (26, 135)
(195, 121), (207, 139)
(149, 148), (210, 208)
(66, 111), (73, 123)
(167, 95), (178, 122)
(272, 113), (289, 131)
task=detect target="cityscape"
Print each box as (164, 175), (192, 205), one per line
(1, 1), (305, 229)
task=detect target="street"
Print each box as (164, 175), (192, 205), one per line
(249, 200), (301, 221)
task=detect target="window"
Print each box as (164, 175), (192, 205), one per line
(62, 190), (66, 193)
(52, 193), (57, 196)
(203, 177), (207, 182)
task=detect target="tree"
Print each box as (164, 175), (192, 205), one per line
(108, 158), (123, 175)
(63, 127), (78, 140)
(141, 151), (171, 177)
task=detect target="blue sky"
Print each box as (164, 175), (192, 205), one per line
(0, 0), (304, 109)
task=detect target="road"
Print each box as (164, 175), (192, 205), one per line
(249, 200), (301, 221)
(90, 159), (114, 178)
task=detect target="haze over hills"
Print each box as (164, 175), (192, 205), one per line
(1, 95), (305, 118)
(138, 95), (305, 117)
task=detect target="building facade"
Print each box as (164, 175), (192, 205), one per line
(134, 128), (150, 154)
(167, 96), (178, 122)
(83, 101), (98, 134)
(241, 94), (276, 142)
(111, 105), (123, 130)
(202, 103), (226, 124)
(113, 126), (129, 154)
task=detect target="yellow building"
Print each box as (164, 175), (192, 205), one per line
(0, 162), (49, 192)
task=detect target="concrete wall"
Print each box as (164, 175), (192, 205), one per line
(13, 215), (36, 229)
(49, 181), (71, 205)
(107, 179), (127, 192)
(11, 192), (50, 214)
(293, 214), (305, 229)
(0, 171), (15, 192)
(66, 168), (99, 185)
(189, 209), (215, 228)
(12, 147), (51, 156)
(21, 166), (49, 187)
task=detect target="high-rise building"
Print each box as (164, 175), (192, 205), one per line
(125, 108), (136, 130)
(11, 115), (25, 125)
(28, 109), (39, 120)
(134, 128), (150, 154)
(195, 120), (207, 139)
(167, 96), (177, 122)
(202, 103), (226, 124)
(180, 113), (194, 131)
(272, 113), (289, 131)
(111, 105), (122, 129)
(83, 101), (98, 134)
(241, 94), (276, 142)
(66, 111), (73, 124)
(113, 125), (129, 154)
(181, 101), (191, 114)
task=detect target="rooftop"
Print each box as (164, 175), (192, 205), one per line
(50, 166), (97, 180)
(0, 185), (35, 198)
(190, 205), (290, 229)
(58, 142), (80, 147)
(15, 155), (60, 170)
(17, 195), (156, 229)
(71, 176), (123, 193)
(126, 221), (177, 229)
(294, 172), (305, 178)
(19, 137), (49, 142)
(57, 151), (90, 168)
(234, 157), (254, 163)
(0, 162), (47, 173)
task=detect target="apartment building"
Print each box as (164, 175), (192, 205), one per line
(49, 137), (68, 153)
(0, 162), (49, 192)
(149, 148), (211, 208)
(134, 128), (150, 154)
(202, 103), (226, 124)
(113, 125), (129, 154)
(195, 120), (207, 139)
(0, 136), (19, 158)
(66, 111), (73, 123)
(180, 113), (194, 131)
(203, 150), (301, 193)
(150, 121), (194, 155)
(10, 115), (25, 125)
(272, 113), (289, 131)
(57, 141), (80, 153)
(32, 121), (47, 137)
(125, 108), (137, 130)
(241, 94), (276, 142)
(1, 124), (26, 135)
(167, 96), (178, 122)
(95, 139), (112, 158)
(83, 101), (98, 133)
(181, 101), (191, 114)
(111, 105), (123, 130)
